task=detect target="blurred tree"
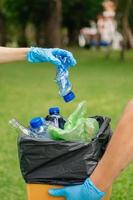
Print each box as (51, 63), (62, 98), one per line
(129, 1), (133, 33)
(117, 0), (133, 59)
(0, 11), (7, 45)
(0, 0), (7, 45)
(2, 0), (133, 49)
(44, 0), (62, 47)
(30, 0), (62, 47)
(4, 0), (62, 47)
(29, 0), (49, 46)
(62, 0), (103, 44)
(4, 0), (30, 46)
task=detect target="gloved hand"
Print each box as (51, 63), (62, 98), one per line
(48, 178), (105, 200)
(27, 47), (76, 66)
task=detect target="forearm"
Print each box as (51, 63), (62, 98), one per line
(90, 100), (133, 192)
(0, 47), (30, 63)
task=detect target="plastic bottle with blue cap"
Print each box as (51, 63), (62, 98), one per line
(45, 107), (66, 129)
(29, 108), (65, 138)
(55, 56), (75, 102)
(9, 107), (66, 139)
(29, 117), (48, 138)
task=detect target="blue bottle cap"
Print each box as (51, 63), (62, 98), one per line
(49, 107), (60, 115)
(30, 117), (44, 129)
(63, 91), (75, 102)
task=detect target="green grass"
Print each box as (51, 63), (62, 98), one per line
(0, 48), (133, 200)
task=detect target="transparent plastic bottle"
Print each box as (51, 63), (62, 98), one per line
(55, 56), (75, 102)
(29, 117), (48, 138)
(9, 118), (31, 136)
(45, 107), (66, 129)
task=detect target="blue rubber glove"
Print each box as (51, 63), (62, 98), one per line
(48, 178), (105, 200)
(27, 47), (76, 67)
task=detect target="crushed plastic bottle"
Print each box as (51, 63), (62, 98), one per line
(48, 101), (99, 142)
(9, 118), (31, 136)
(55, 56), (75, 102)
(45, 107), (66, 129)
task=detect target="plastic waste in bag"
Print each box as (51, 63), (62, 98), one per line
(18, 116), (112, 185)
(9, 118), (31, 136)
(45, 107), (66, 129)
(55, 56), (75, 102)
(9, 118), (49, 138)
(9, 107), (66, 139)
(48, 101), (99, 142)
(64, 101), (87, 129)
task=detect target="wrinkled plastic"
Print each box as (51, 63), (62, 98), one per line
(48, 118), (99, 142)
(56, 67), (71, 97)
(55, 56), (75, 102)
(27, 47), (76, 102)
(48, 101), (99, 142)
(18, 116), (112, 186)
(65, 101), (87, 129)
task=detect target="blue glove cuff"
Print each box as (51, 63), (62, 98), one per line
(27, 47), (47, 63)
(84, 178), (105, 199)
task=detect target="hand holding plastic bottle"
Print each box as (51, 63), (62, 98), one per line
(49, 178), (105, 200)
(27, 47), (76, 102)
(27, 47), (76, 66)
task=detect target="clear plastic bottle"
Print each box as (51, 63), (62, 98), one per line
(29, 117), (48, 138)
(55, 56), (75, 102)
(9, 118), (31, 136)
(45, 107), (66, 129)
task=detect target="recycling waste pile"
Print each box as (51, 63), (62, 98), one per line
(9, 101), (112, 185)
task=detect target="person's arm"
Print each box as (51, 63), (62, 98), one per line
(0, 47), (29, 63)
(90, 100), (133, 192)
(0, 47), (76, 66)
(49, 100), (133, 200)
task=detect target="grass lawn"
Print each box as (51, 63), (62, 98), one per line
(0, 48), (133, 200)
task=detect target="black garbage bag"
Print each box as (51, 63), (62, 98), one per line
(18, 116), (112, 186)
